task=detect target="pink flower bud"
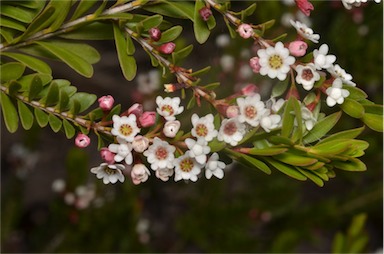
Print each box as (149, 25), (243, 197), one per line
(132, 135), (149, 153)
(158, 42), (176, 54)
(75, 133), (90, 148)
(237, 24), (254, 39)
(249, 57), (261, 73)
(241, 84), (258, 96)
(131, 164), (150, 185)
(295, 0), (314, 16)
(139, 111), (156, 127)
(163, 120), (181, 138)
(128, 103), (143, 118)
(100, 147), (115, 164)
(98, 95), (114, 111)
(226, 105), (239, 118)
(288, 41), (308, 57)
(149, 27), (162, 41)
(199, 7), (212, 21)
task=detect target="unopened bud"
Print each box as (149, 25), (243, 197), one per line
(158, 42), (176, 54)
(241, 84), (258, 96)
(149, 27), (162, 41)
(98, 95), (114, 111)
(139, 111), (156, 128)
(226, 105), (239, 118)
(288, 41), (308, 57)
(249, 57), (261, 73)
(100, 147), (115, 164)
(75, 133), (91, 148)
(131, 164), (150, 185)
(163, 120), (181, 138)
(199, 7), (212, 21)
(132, 135), (149, 153)
(128, 103), (143, 118)
(237, 24), (254, 39)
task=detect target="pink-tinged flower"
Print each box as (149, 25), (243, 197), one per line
(156, 96), (184, 121)
(131, 164), (151, 185)
(139, 111), (156, 128)
(158, 42), (176, 54)
(127, 103), (143, 118)
(226, 105), (239, 118)
(100, 147), (115, 164)
(199, 7), (212, 21)
(241, 84), (258, 96)
(132, 135), (149, 153)
(155, 168), (174, 181)
(217, 118), (246, 146)
(75, 133), (90, 148)
(295, 0), (314, 16)
(249, 57), (261, 73)
(143, 137), (176, 170)
(163, 120), (181, 138)
(237, 24), (254, 39)
(98, 95), (114, 111)
(149, 27), (162, 41)
(288, 41), (308, 57)
(90, 163), (125, 184)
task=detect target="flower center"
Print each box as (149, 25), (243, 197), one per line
(302, 68), (314, 81)
(119, 124), (133, 136)
(223, 121), (237, 136)
(179, 158), (194, 172)
(104, 167), (116, 175)
(268, 54), (283, 69)
(244, 105), (257, 119)
(195, 124), (208, 137)
(161, 105), (174, 115)
(155, 146), (168, 160)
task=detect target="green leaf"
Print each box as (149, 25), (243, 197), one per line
(271, 79), (289, 97)
(126, 35), (135, 55)
(48, 0), (72, 31)
(18, 74), (52, 91)
(1, 52), (52, 74)
(273, 152), (318, 167)
(241, 3), (257, 20)
(0, 92), (19, 133)
(113, 23), (137, 81)
(172, 44), (193, 64)
(48, 113), (62, 133)
(224, 17), (237, 38)
(248, 147), (288, 156)
(344, 86), (368, 100)
(40, 81), (59, 106)
(363, 104), (383, 115)
(265, 158), (307, 181)
(70, 99), (81, 116)
(69, 92), (97, 113)
(59, 22), (114, 40)
(362, 113), (383, 132)
(20, 6), (56, 39)
(309, 139), (352, 156)
(241, 154), (272, 175)
(17, 100), (34, 130)
(71, 0), (99, 20)
(190, 66), (211, 77)
(56, 89), (70, 112)
(0, 62), (25, 82)
(203, 82), (220, 91)
(144, 1), (194, 20)
(8, 81), (22, 96)
(208, 138), (227, 152)
(332, 232), (345, 253)
(1, 5), (37, 23)
(303, 111), (342, 144)
(268, 135), (294, 146)
(348, 213), (367, 237)
(193, 0), (210, 44)
(141, 15), (163, 30)
(340, 98), (365, 118)
(296, 168), (324, 187)
(332, 158), (366, 171)
(63, 119), (76, 139)
(281, 97), (296, 138)
(291, 98), (303, 143)
(157, 25), (183, 44)
(0, 17), (26, 31)
(34, 108), (49, 127)
(317, 127), (365, 144)
(34, 41), (94, 78)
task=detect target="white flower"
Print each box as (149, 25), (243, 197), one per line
(260, 113), (281, 133)
(131, 164), (151, 185)
(295, 63), (321, 91)
(163, 120), (181, 138)
(90, 163), (125, 184)
(341, 0), (363, 9)
(108, 137), (133, 165)
(191, 114), (218, 142)
(326, 78), (350, 107)
(237, 94), (267, 127)
(185, 138), (211, 165)
(143, 137), (175, 170)
(156, 96), (184, 121)
(313, 44), (336, 70)
(174, 151), (202, 182)
(205, 153), (225, 179)
(111, 114), (140, 142)
(257, 42), (295, 81)
(290, 20), (320, 43)
(137, 69), (160, 95)
(327, 64), (356, 87)
(267, 97), (286, 113)
(155, 167), (174, 181)
(301, 106), (317, 131)
(217, 118), (246, 146)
